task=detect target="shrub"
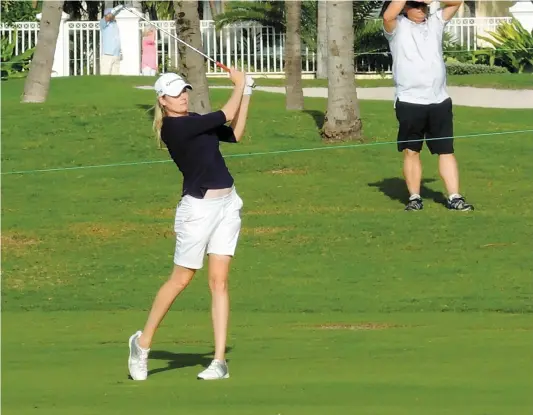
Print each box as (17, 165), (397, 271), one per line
(0, 0), (38, 26)
(477, 19), (533, 73)
(444, 47), (496, 67)
(1, 31), (35, 80)
(445, 61), (509, 75)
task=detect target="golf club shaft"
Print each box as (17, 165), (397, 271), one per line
(122, 5), (231, 72)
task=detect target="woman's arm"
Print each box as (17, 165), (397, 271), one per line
(220, 69), (246, 122)
(229, 75), (254, 142)
(229, 96), (250, 142)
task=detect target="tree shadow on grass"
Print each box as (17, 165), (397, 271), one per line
(368, 177), (447, 206)
(303, 109), (325, 130)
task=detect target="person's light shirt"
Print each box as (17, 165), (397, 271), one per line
(100, 19), (121, 57)
(384, 9), (450, 106)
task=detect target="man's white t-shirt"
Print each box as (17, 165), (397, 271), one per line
(384, 9), (451, 106)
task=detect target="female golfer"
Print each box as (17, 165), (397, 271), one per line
(128, 68), (254, 381)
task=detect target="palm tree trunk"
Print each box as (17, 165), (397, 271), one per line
(131, 1), (143, 11)
(475, 0), (513, 17)
(284, 0), (303, 110)
(21, 0), (64, 103)
(208, 0), (218, 19)
(173, 0), (211, 114)
(463, 1), (475, 17)
(316, 0), (327, 79)
(321, 1), (363, 143)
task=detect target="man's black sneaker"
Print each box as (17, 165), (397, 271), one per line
(405, 197), (423, 211)
(447, 196), (474, 211)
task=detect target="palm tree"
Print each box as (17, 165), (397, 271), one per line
(61, 1), (102, 20)
(285, 0), (303, 110)
(353, 1), (383, 25)
(213, 1), (317, 49)
(130, 1), (143, 11)
(214, 1), (285, 31)
(463, 1), (475, 16)
(208, 0), (218, 19)
(144, 0), (175, 19)
(321, 1), (363, 143)
(21, 0), (64, 103)
(214, 0), (382, 78)
(316, 0), (327, 79)
(173, 0), (211, 114)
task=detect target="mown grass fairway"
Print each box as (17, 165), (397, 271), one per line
(2, 76), (532, 414)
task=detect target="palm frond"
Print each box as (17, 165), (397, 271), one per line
(354, 0), (383, 25)
(214, 1), (284, 30)
(143, 0), (175, 20)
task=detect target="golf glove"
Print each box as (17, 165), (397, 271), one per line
(244, 75), (255, 96)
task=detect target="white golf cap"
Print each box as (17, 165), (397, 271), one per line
(154, 73), (192, 97)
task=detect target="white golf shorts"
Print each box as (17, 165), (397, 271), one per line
(173, 187), (243, 270)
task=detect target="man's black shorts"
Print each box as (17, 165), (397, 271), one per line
(395, 97), (454, 155)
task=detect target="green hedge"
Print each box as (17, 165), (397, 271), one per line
(446, 62), (509, 75)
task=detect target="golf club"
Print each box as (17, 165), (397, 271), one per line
(120, 5), (231, 72)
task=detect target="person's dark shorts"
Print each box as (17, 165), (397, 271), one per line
(395, 98), (454, 155)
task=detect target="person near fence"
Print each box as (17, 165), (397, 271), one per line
(141, 26), (157, 76)
(127, 69), (256, 381)
(382, 0), (474, 211)
(99, 6), (122, 75)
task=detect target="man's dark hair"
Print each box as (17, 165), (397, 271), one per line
(380, 1), (427, 18)
(406, 1), (428, 8)
(379, 0), (428, 17)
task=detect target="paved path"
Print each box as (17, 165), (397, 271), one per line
(209, 85), (533, 109)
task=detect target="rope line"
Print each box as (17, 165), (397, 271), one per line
(2, 129), (532, 176)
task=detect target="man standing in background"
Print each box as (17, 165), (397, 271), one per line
(382, 0), (474, 212)
(100, 6), (122, 75)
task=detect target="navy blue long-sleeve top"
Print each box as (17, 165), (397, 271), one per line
(160, 110), (238, 199)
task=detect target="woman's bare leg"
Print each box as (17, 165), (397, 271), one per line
(138, 265), (196, 349)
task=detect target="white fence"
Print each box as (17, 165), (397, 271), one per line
(446, 17), (513, 50)
(138, 20), (317, 75)
(0, 15), (518, 77)
(2, 21), (39, 54)
(69, 21), (100, 76)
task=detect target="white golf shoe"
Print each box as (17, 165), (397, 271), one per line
(128, 331), (149, 381)
(197, 359), (230, 380)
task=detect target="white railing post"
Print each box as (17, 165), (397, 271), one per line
(62, 18), (70, 76)
(36, 11), (70, 77)
(510, 1), (533, 32)
(115, 8), (141, 75)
